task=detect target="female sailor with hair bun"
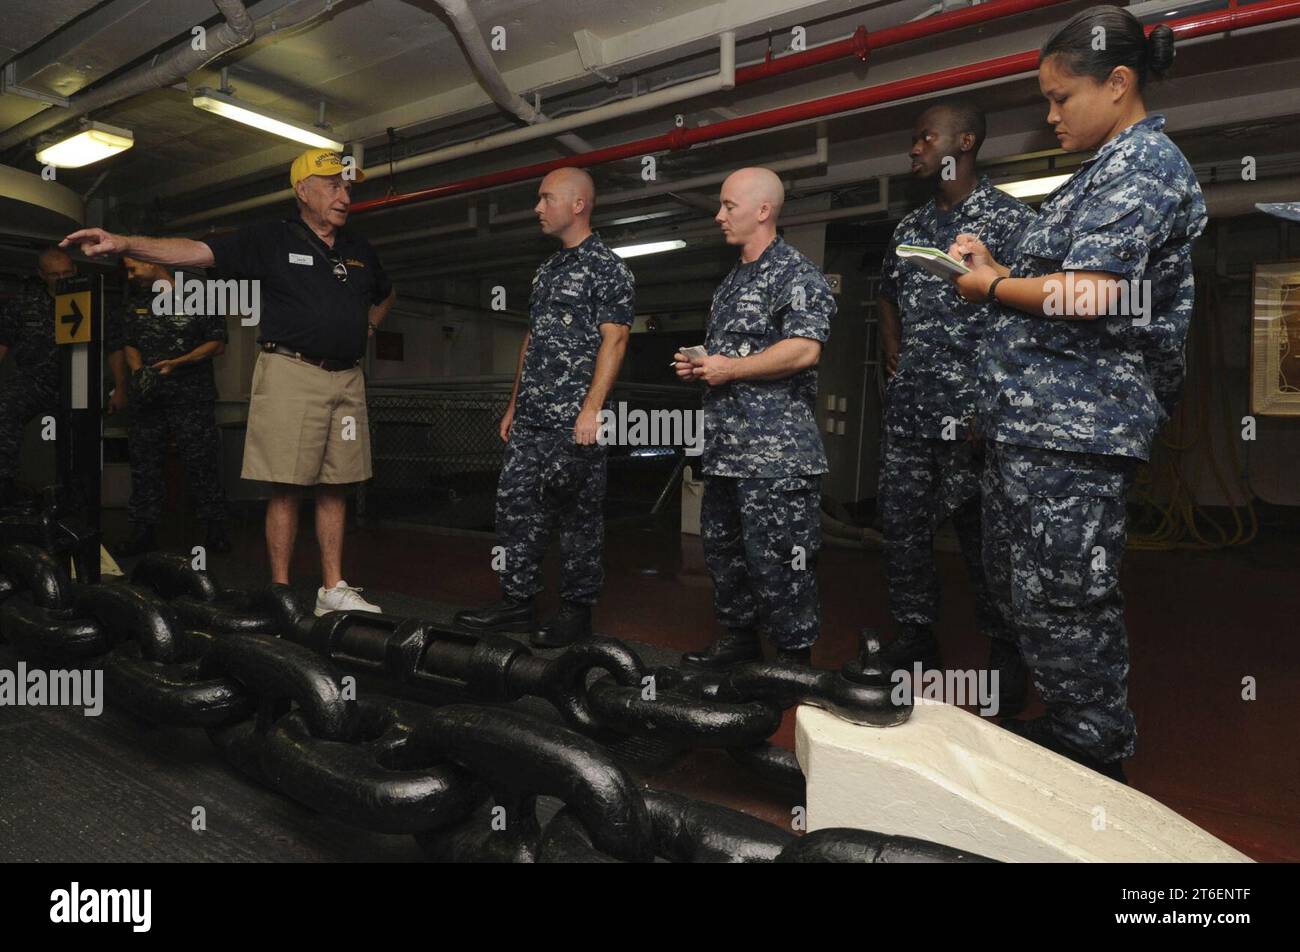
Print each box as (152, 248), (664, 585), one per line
(948, 5), (1207, 782)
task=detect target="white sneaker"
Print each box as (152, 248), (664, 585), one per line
(315, 580), (382, 616)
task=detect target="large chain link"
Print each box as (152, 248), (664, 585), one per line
(0, 520), (989, 863)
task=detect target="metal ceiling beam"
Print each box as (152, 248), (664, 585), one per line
(6, 0), (216, 100)
(0, 0), (104, 62)
(119, 0), (893, 203)
(0, 0), (259, 153)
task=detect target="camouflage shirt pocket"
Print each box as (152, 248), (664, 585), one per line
(718, 304), (771, 357)
(1014, 221), (1071, 273)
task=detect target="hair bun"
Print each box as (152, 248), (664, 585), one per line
(1147, 24), (1176, 76)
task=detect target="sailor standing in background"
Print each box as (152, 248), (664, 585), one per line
(114, 257), (230, 557)
(0, 248), (76, 502)
(875, 98), (1034, 714)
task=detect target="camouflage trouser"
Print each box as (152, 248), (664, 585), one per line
(879, 433), (1007, 638)
(701, 474), (821, 650)
(128, 394), (226, 526)
(982, 440), (1138, 762)
(494, 425), (607, 605)
(0, 372), (57, 481)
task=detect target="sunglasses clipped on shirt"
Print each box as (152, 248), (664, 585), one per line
(327, 253), (348, 283)
(288, 219), (348, 283)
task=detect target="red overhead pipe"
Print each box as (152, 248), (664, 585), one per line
(735, 0), (1080, 83)
(737, 25), (872, 84)
(352, 0), (1300, 215)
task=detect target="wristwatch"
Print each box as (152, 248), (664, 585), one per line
(987, 276), (1006, 303)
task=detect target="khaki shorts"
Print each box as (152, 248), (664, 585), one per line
(242, 351), (372, 485)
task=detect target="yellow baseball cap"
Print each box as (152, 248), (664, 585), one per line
(290, 148), (365, 187)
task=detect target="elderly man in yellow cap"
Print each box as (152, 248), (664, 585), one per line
(63, 149), (396, 614)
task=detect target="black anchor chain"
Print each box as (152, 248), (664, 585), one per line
(0, 531), (987, 862)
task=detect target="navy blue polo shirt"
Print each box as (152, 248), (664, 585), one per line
(202, 218), (391, 362)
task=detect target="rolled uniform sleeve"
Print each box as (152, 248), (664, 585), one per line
(594, 262), (635, 327)
(777, 266), (834, 343)
(1062, 168), (1179, 280)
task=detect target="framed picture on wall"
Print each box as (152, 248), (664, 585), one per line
(1250, 261), (1300, 416)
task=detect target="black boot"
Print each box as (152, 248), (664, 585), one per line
(204, 521), (232, 554)
(454, 595), (535, 633)
(988, 637), (1029, 717)
(682, 627), (761, 669)
(776, 646), (812, 666)
(115, 524), (157, 558)
(1000, 716), (1127, 784)
(531, 601), (593, 649)
(876, 623), (942, 674)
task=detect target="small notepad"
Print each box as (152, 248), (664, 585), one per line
(896, 244), (970, 278)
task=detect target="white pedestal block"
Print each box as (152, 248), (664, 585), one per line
(795, 703), (1252, 863)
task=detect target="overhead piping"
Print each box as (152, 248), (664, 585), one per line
(347, 0), (1300, 216)
(166, 30), (737, 226)
(430, 0), (593, 154)
(169, 0), (1083, 226)
(0, 0), (258, 153)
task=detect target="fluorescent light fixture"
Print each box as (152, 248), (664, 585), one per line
(35, 122), (134, 168)
(192, 88), (344, 150)
(605, 211), (678, 227)
(612, 240), (687, 259)
(995, 173), (1072, 200)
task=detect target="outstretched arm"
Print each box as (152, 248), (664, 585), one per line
(61, 229), (214, 269)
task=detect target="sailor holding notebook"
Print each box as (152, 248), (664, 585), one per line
(874, 99), (1034, 709)
(948, 6), (1207, 781)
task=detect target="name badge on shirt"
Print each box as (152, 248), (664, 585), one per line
(288, 253), (313, 265)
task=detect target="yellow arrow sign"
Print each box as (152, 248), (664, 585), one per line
(55, 290), (92, 345)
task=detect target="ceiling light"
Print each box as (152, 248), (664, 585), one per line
(612, 240), (687, 259)
(35, 122), (134, 168)
(995, 174), (1072, 200)
(605, 211), (678, 227)
(192, 88), (344, 150)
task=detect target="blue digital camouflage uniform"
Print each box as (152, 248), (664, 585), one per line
(119, 280), (228, 528)
(0, 281), (60, 485)
(878, 176), (1033, 637)
(979, 114), (1208, 762)
(496, 232), (634, 605)
(700, 235), (834, 650)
